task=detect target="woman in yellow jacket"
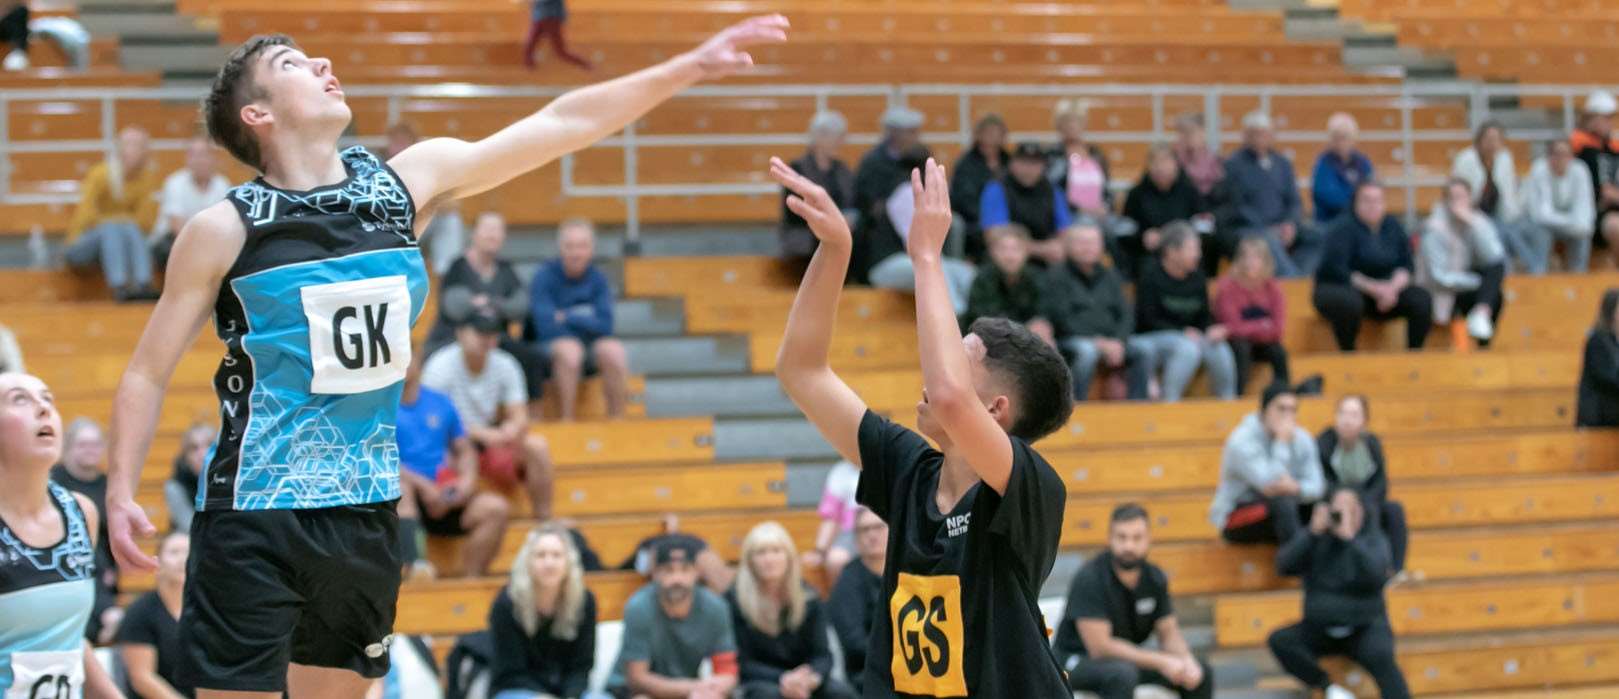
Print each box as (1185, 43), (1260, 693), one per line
(65, 126), (162, 300)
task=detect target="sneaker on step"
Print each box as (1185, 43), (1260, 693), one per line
(2, 49), (28, 71)
(1325, 684), (1357, 699)
(1466, 306), (1494, 342)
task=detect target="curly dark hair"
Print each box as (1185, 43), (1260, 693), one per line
(968, 317), (1074, 442)
(203, 34), (297, 172)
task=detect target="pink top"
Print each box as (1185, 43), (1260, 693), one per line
(1213, 275), (1286, 344)
(816, 460), (861, 532)
(1066, 151), (1107, 212)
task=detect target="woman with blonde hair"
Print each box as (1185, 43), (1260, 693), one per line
(486, 522), (598, 699)
(1215, 236), (1291, 394)
(727, 521), (855, 699)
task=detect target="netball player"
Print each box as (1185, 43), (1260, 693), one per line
(772, 155), (1075, 699)
(0, 372), (122, 697)
(99, 17), (788, 698)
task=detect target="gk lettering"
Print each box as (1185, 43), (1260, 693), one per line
(331, 303), (393, 369)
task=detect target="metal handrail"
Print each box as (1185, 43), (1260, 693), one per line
(4, 81), (1617, 240)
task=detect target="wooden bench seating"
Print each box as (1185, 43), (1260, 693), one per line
(1311, 628), (1619, 697)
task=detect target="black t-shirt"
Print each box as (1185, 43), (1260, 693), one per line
(1051, 551), (1173, 660)
(115, 591), (194, 697)
(854, 411), (1068, 698)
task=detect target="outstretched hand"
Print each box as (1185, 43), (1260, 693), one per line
(107, 496), (159, 571)
(906, 158), (953, 258)
(770, 156), (851, 248)
(685, 14), (790, 80)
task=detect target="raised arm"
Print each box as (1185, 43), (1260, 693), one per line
(105, 203), (243, 572)
(388, 16), (788, 212)
(770, 157), (870, 466)
(907, 159), (1015, 493)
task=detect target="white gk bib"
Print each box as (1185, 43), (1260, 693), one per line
(6, 650), (83, 699)
(301, 275), (412, 395)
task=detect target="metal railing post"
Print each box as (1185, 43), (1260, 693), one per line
(622, 121), (640, 255)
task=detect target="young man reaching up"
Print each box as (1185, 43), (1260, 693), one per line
(770, 156), (1075, 698)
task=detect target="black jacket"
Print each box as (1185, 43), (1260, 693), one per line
(1276, 522), (1393, 626)
(1315, 430), (1390, 503)
(1044, 262), (1133, 340)
(951, 146), (1008, 227)
(1578, 328), (1619, 427)
(725, 587), (836, 686)
(486, 586), (597, 697)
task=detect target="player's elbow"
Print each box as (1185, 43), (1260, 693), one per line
(926, 382), (978, 423)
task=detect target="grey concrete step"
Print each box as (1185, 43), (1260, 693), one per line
(74, 0), (176, 9)
(1342, 45), (1454, 74)
(621, 335), (748, 376)
(642, 374), (793, 417)
(76, 13), (215, 43)
(613, 297), (683, 338)
(715, 417), (838, 461)
(119, 43), (232, 75)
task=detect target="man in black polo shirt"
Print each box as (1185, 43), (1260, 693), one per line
(1054, 504), (1212, 699)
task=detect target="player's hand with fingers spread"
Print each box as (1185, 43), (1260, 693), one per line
(906, 158), (954, 259)
(683, 14), (790, 80)
(769, 156), (851, 249)
(107, 495), (159, 571)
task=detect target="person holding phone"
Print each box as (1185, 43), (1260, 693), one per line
(1266, 487), (1410, 699)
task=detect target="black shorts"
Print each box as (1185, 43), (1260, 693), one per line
(415, 491), (469, 537)
(177, 501), (402, 692)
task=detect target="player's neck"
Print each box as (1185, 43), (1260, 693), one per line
(158, 578), (184, 613)
(0, 466), (53, 521)
(936, 452), (979, 509)
(260, 138), (347, 192)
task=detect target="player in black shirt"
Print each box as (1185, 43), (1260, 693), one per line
(116, 530), (195, 698)
(771, 157), (1075, 698)
(1053, 504), (1211, 699)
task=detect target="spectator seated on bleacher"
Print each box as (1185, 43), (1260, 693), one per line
(64, 126), (161, 301)
(1577, 288), (1619, 428)
(1053, 503), (1212, 699)
(779, 111), (856, 264)
(1172, 114), (1225, 209)
(726, 522), (856, 699)
(949, 113), (1009, 259)
(1417, 178), (1509, 348)
(1047, 223), (1148, 401)
(151, 137), (230, 270)
(961, 224), (1055, 346)
(1572, 91), (1619, 264)
(862, 145), (977, 314)
(0, 321), (23, 373)
(399, 347), (512, 578)
(115, 531), (193, 699)
(423, 309), (557, 521)
(622, 523), (733, 594)
(50, 416), (122, 643)
(163, 423), (214, 532)
(826, 507), (885, 696)
(1316, 395), (1408, 577)
(1524, 137), (1596, 273)
(606, 537), (740, 699)
(530, 218), (631, 421)
(522, 0), (590, 71)
(1266, 487), (1411, 699)
(0, 1), (28, 70)
(385, 121), (464, 275)
(1047, 100), (1125, 239)
(486, 523), (598, 699)
(852, 107), (925, 267)
(1312, 182), (1433, 352)
(1452, 120), (1545, 275)
(1310, 112), (1373, 226)
(1129, 223), (1236, 402)
(979, 142), (1072, 268)
(1122, 144), (1215, 281)
(427, 212), (547, 405)
(1214, 238), (1290, 396)
(1223, 112), (1323, 279)
(1209, 383), (1323, 545)
(803, 460), (858, 585)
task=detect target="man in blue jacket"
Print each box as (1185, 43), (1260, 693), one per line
(1224, 111), (1325, 278)
(531, 218), (630, 420)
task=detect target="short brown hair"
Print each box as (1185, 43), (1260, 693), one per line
(203, 34), (297, 172)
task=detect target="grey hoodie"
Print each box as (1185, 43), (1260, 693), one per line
(1209, 413), (1324, 528)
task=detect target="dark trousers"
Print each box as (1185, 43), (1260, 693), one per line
(1311, 283), (1433, 351)
(1375, 499), (1409, 572)
(0, 5), (28, 52)
(1221, 495), (1305, 544)
(1268, 618), (1411, 699)
(1454, 261), (1507, 348)
(522, 17), (589, 68)
(1067, 655), (1214, 699)
(739, 678), (858, 699)
(1229, 338), (1290, 395)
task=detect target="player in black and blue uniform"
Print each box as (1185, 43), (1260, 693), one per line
(102, 17), (789, 698)
(0, 372), (121, 698)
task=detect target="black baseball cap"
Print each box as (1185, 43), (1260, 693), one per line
(459, 308), (504, 334)
(1013, 142), (1047, 160)
(651, 534), (705, 568)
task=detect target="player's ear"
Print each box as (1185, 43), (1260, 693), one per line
(985, 393), (1014, 431)
(240, 103), (273, 129)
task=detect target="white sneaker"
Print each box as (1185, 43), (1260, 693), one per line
(2, 49), (29, 71)
(1325, 684), (1357, 699)
(1466, 306), (1494, 342)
